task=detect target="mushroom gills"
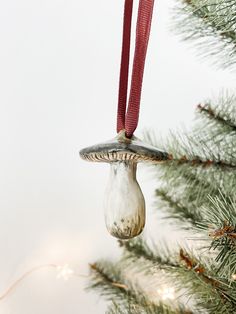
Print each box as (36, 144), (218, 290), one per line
(104, 161), (145, 239)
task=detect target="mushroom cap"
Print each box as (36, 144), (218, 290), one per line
(79, 130), (169, 163)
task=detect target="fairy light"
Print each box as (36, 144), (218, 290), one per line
(157, 287), (175, 300)
(0, 262), (175, 304)
(231, 274), (236, 280)
(56, 264), (74, 281)
(0, 263), (88, 301)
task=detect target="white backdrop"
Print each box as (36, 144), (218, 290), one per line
(0, 0), (235, 313)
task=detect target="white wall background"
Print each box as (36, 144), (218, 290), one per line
(0, 0), (235, 313)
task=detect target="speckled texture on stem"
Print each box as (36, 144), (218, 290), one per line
(104, 162), (145, 239)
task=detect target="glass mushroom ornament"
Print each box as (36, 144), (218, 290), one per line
(80, 130), (169, 239)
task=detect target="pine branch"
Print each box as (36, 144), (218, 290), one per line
(193, 95), (236, 168)
(146, 101), (236, 167)
(88, 261), (128, 301)
(156, 188), (201, 225)
(88, 260), (189, 314)
(170, 155), (236, 169)
(119, 238), (178, 269)
(177, 248), (236, 313)
(179, 248), (220, 290)
(107, 300), (190, 314)
(119, 238), (236, 313)
(196, 193), (236, 279)
(197, 103), (236, 131)
(173, 0), (236, 68)
(144, 96), (236, 219)
(152, 156), (236, 229)
(182, 0), (236, 42)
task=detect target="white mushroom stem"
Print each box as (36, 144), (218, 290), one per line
(104, 161), (145, 239)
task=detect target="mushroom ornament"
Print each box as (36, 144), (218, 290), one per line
(80, 130), (169, 239)
(80, 0), (169, 239)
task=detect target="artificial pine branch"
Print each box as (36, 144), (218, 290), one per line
(197, 103), (236, 131)
(173, 0), (236, 68)
(159, 162), (235, 200)
(118, 239), (236, 313)
(179, 248), (220, 290)
(196, 193), (236, 279)
(170, 155), (236, 169)
(177, 248), (236, 313)
(119, 238), (178, 269)
(88, 261), (128, 301)
(155, 188), (201, 225)
(150, 148), (235, 230)
(200, 93), (236, 128)
(144, 97), (236, 227)
(107, 300), (190, 314)
(88, 260), (189, 314)
(145, 101), (236, 168)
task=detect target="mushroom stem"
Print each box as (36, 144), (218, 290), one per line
(104, 161), (145, 239)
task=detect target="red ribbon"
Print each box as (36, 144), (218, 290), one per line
(117, 0), (155, 138)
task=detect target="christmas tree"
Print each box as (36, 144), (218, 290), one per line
(88, 1), (236, 313)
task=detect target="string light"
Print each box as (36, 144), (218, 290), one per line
(0, 263), (87, 301)
(231, 274), (236, 280)
(0, 262), (175, 305)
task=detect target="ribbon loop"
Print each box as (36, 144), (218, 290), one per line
(117, 0), (155, 138)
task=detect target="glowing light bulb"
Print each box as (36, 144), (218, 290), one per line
(57, 264), (74, 281)
(158, 287), (175, 300)
(104, 161), (145, 239)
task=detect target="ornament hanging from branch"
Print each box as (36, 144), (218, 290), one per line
(80, 0), (169, 239)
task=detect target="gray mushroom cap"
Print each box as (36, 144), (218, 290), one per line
(79, 130), (169, 163)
